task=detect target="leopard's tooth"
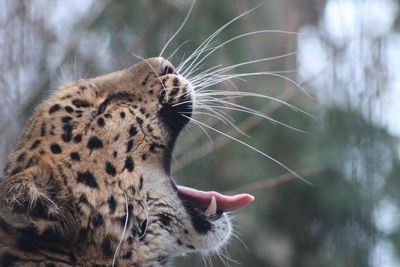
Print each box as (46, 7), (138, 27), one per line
(205, 196), (217, 215)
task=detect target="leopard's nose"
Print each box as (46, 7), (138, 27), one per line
(160, 59), (176, 76)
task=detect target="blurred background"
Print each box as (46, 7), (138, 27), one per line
(0, 0), (399, 266)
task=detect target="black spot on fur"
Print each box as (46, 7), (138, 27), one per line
(142, 74), (150, 86)
(126, 139), (134, 153)
(108, 196), (117, 214)
(113, 151), (118, 158)
(123, 156), (134, 172)
(64, 105), (74, 113)
(61, 94), (72, 100)
(147, 125), (153, 132)
(70, 152), (81, 161)
(40, 122), (47, 136)
(173, 77), (179, 87)
(48, 104), (61, 114)
(61, 116), (73, 123)
(149, 143), (165, 153)
(10, 166), (22, 176)
(176, 239), (183, 245)
(92, 212), (104, 228)
(128, 185), (136, 195)
(73, 134), (82, 143)
(148, 90), (154, 95)
(129, 124), (138, 136)
(61, 124), (73, 142)
(158, 214), (171, 226)
(17, 152), (26, 162)
(97, 117), (105, 127)
(139, 176), (143, 191)
(139, 218), (147, 241)
(105, 161), (116, 176)
(136, 117), (144, 125)
(46, 263), (56, 267)
(87, 136), (103, 150)
(157, 255), (169, 265)
(140, 107), (146, 114)
(72, 99), (91, 108)
(30, 139), (41, 150)
(141, 154), (147, 161)
(50, 143), (62, 154)
(122, 251), (133, 259)
(76, 171), (98, 188)
(187, 245), (195, 250)
(78, 194), (89, 204)
(120, 112), (126, 118)
(26, 157), (37, 168)
(97, 97), (111, 115)
(101, 237), (114, 257)
(50, 124), (56, 135)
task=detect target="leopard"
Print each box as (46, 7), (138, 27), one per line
(0, 57), (253, 266)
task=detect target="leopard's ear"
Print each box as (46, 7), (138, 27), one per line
(0, 165), (79, 243)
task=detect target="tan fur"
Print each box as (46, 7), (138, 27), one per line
(0, 58), (231, 266)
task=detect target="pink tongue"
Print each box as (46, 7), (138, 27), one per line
(177, 185), (254, 212)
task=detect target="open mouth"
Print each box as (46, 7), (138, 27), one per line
(177, 186), (254, 214)
(174, 182), (254, 233)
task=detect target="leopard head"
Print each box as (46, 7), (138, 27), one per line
(0, 57), (252, 266)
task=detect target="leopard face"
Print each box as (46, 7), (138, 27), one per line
(0, 57), (235, 266)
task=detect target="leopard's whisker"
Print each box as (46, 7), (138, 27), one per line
(194, 95), (299, 125)
(190, 73), (247, 87)
(183, 31), (298, 77)
(180, 112), (213, 144)
(181, 115), (312, 185)
(167, 40), (189, 62)
(216, 245), (240, 266)
(230, 228), (249, 252)
(191, 105), (250, 137)
(159, 0), (195, 57)
(187, 52), (298, 85)
(185, 62), (224, 82)
(195, 71), (312, 98)
(112, 192), (129, 267)
(185, 109), (233, 126)
(138, 199), (149, 240)
(178, 45), (219, 77)
(198, 102), (307, 134)
(186, 64), (223, 81)
(194, 90), (313, 117)
(177, 4), (261, 74)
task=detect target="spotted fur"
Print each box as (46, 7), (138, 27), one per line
(0, 58), (232, 266)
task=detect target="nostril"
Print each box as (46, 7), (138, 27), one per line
(161, 60), (176, 75)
